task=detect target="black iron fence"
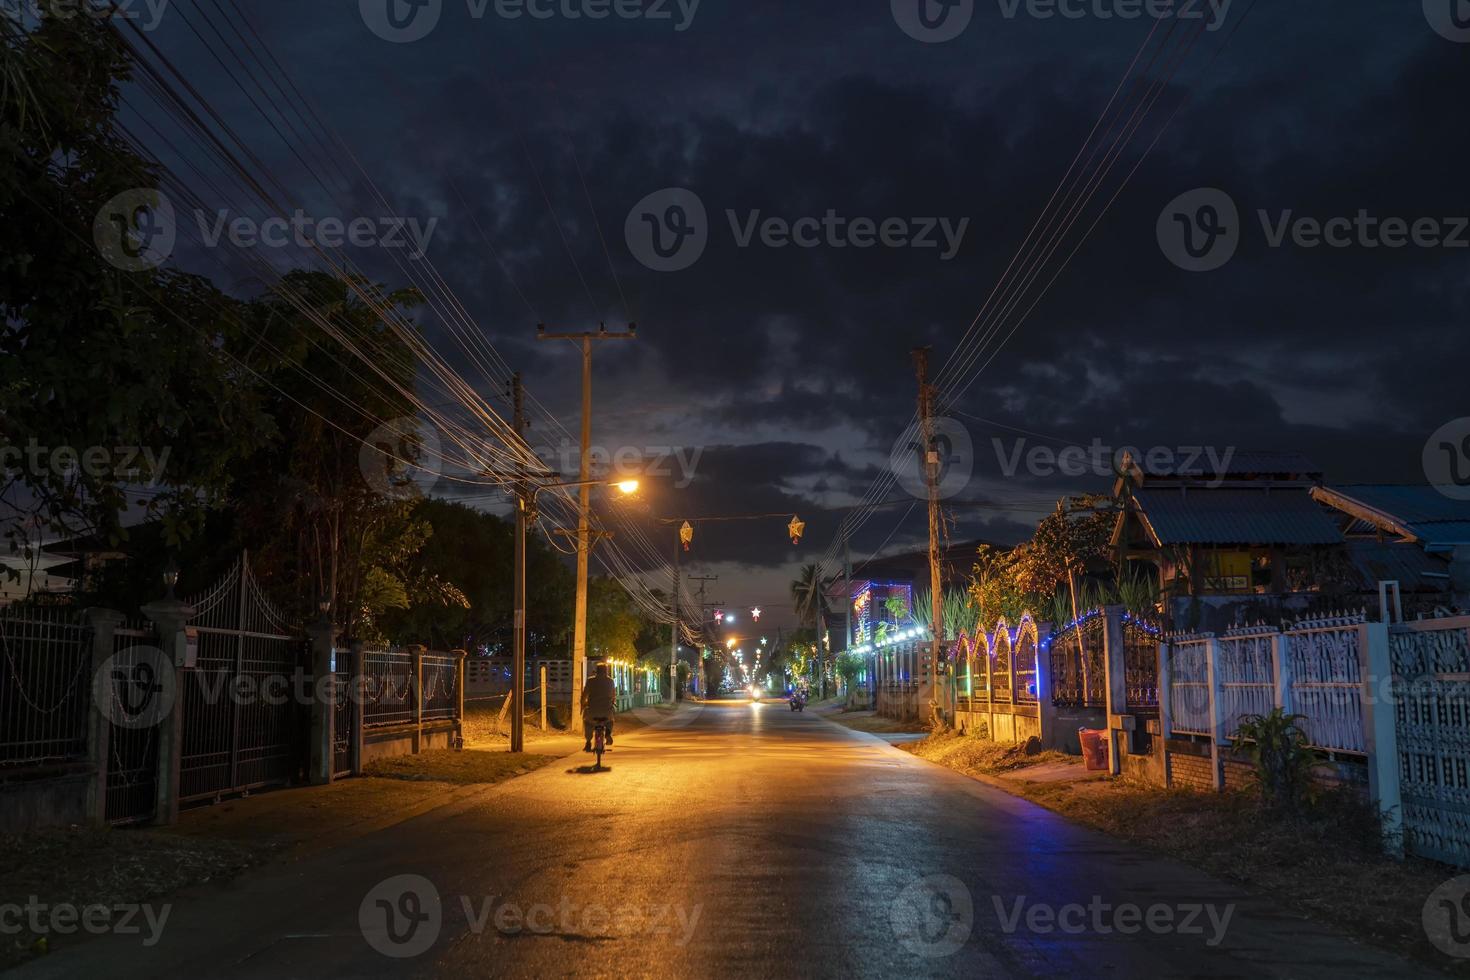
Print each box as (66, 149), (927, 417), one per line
(2, 554), (464, 832)
(0, 606), (91, 772)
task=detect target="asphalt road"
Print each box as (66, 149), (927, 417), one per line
(18, 700), (1436, 978)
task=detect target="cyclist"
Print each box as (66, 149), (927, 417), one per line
(581, 661), (617, 753)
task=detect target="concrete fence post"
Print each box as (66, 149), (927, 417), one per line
(306, 619), (335, 785)
(1272, 631), (1293, 715)
(83, 608), (125, 826)
(409, 644), (425, 754)
(1158, 640), (1173, 740)
(1036, 623), (1057, 749)
(1205, 635), (1225, 791)
(349, 640), (365, 774)
(1102, 605), (1129, 776)
(140, 594), (195, 826)
(1362, 621), (1403, 855)
(453, 649), (467, 749)
(539, 664), (548, 730)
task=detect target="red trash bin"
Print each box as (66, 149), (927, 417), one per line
(1078, 728), (1109, 771)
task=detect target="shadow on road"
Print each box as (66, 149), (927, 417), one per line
(566, 765), (613, 775)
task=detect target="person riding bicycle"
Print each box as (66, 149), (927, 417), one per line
(581, 661), (617, 753)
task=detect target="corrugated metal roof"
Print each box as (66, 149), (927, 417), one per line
(1314, 485), (1470, 546)
(1344, 539), (1450, 592)
(1130, 449), (1321, 479)
(1133, 487), (1343, 545)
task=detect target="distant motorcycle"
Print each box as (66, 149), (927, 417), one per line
(789, 690), (806, 712)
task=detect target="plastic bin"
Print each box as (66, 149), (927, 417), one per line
(1078, 727), (1109, 771)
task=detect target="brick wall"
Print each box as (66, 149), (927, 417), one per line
(1222, 759), (1256, 792)
(1169, 752), (1216, 791)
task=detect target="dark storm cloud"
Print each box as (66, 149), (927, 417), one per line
(146, 1), (1470, 576)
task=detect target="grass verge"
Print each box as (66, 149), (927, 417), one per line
(0, 826), (267, 970)
(820, 707), (931, 735)
(364, 748), (557, 785)
(903, 729), (1074, 774)
(901, 730), (1465, 974)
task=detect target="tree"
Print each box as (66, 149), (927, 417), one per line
(790, 563), (834, 695)
(585, 576), (647, 663)
(1, 14), (270, 568)
(377, 500), (574, 654)
(966, 545), (1027, 629)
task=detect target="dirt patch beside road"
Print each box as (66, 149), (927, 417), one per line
(899, 730), (1466, 976)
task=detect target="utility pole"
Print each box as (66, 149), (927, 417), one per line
(536, 322), (635, 734)
(913, 347), (944, 727)
(670, 531), (681, 702)
(510, 373), (529, 753)
(687, 575), (718, 698)
(844, 533), (856, 702)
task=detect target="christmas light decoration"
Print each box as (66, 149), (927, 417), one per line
(679, 520), (694, 551)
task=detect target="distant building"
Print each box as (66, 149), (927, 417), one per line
(1111, 450), (1347, 630)
(1111, 451), (1470, 627)
(1312, 484), (1470, 615)
(825, 540), (997, 650)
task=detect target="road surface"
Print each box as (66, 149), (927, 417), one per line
(18, 700), (1435, 978)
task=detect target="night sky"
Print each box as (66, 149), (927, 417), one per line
(137, 1), (1468, 628)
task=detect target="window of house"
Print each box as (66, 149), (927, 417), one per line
(1202, 549), (1252, 593)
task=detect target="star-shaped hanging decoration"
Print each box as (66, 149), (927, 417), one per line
(788, 514), (805, 545)
(751, 606), (762, 622)
(679, 520), (694, 551)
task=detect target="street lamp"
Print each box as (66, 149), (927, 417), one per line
(496, 473), (639, 753)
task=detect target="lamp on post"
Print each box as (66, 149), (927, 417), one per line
(486, 473), (640, 753)
(162, 557), (180, 600)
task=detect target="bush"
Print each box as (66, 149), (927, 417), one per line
(1232, 708), (1319, 814)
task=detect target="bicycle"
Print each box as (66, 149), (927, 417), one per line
(590, 717), (611, 770)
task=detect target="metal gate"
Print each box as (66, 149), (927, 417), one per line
(333, 667), (354, 777)
(179, 554), (305, 803)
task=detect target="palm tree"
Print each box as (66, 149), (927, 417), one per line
(790, 563), (834, 697)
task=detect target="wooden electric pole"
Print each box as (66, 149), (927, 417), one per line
(511, 373), (528, 753)
(536, 322), (635, 733)
(913, 347), (944, 727)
